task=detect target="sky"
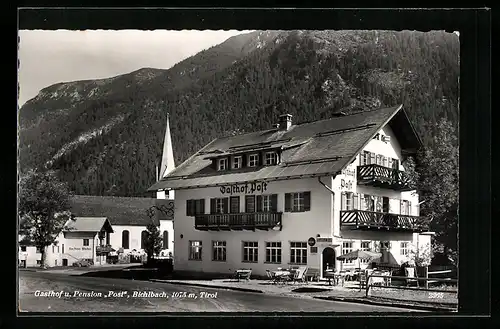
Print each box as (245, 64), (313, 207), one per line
(17, 30), (251, 106)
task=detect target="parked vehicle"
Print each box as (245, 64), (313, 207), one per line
(72, 259), (92, 267)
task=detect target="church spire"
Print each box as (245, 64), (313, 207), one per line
(160, 112), (175, 179)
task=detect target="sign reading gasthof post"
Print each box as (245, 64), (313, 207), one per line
(220, 181), (268, 195)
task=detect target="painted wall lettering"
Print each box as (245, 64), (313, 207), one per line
(68, 247), (92, 251)
(341, 168), (356, 177)
(220, 182), (268, 195)
(340, 179), (353, 191)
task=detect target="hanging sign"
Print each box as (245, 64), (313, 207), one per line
(308, 237), (316, 247)
(220, 181), (268, 195)
(317, 237), (333, 243)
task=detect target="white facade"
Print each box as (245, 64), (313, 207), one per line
(171, 124), (432, 278)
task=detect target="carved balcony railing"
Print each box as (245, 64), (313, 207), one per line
(340, 209), (430, 232)
(357, 164), (415, 191)
(194, 212), (283, 231)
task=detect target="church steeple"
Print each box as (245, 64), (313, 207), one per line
(160, 112), (175, 179)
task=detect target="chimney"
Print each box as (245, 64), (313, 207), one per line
(278, 114), (293, 131)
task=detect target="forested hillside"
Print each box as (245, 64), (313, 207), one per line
(18, 30), (459, 197)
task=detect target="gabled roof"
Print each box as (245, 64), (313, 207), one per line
(148, 105), (422, 191)
(70, 195), (174, 226)
(64, 217), (113, 233)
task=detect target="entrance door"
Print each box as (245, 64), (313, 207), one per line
(322, 247), (336, 277)
(382, 197), (390, 213)
(62, 259), (68, 266)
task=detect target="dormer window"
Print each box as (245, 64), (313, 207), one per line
(265, 151), (278, 165)
(232, 156), (242, 169)
(248, 154), (259, 167)
(217, 158), (228, 171)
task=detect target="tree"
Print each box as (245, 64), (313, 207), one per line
(18, 169), (73, 268)
(143, 221), (163, 263)
(414, 118), (459, 265)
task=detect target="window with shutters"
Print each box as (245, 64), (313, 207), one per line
(400, 200), (410, 215)
(392, 158), (399, 169)
(256, 194), (278, 212)
(382, 156), (388, 167)
(141, 231), (148, 249)
(248, 153), (259, 167)
(265, 151), (278, 165)
(232, 156), (242, 169)
(83, 239), (89, 247)
(341, 192), (355, 210)
(285, 192), (311, 212)
(342, 242), (354, 264)
(290, 242), (308, 265)
(370, 152), (376, 164)
(242, 241), (258, 262)
(212, 241), (227, 261)
(189, 240), (202, 260)
(376, 154), (382, 165)
(211, 198), (228, 214)
(186, 199), (205, 216)
(360, 151), (371, 165)
(265, 242), (282, 263)
(230, 196), (240, 213)
(217, 158), (228, 171)
(245, 195), (256, 213)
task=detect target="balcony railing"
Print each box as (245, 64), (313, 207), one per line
(96, 245), (113, 255)
(340, 209), (430, 232)
(194, 212), (283, 231)
(357, 164), (414, 191)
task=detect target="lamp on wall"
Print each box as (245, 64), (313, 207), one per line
(316, 234), (321, 237)
(180, 234), (184, 239)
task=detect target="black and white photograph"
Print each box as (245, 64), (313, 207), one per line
(17, 17), (463, 313)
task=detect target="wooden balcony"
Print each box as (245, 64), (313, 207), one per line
(357, 164), (414, 191)
(340, 209), (430, 232)
(194, 212), (283, 231)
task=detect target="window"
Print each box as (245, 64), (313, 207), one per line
(341, 192), (354, 210)
(212, 241), (227, 261)
(62, 244), (65, 254)
(36, 260), (41, 265)
(290, 242), (307, 265)
(217, 158), (228, 171)
(360, 151), (371, 165)
(141, 230), (148, 249)
(265, 152), (278, 165)
(285, 192), (311, 212)
(342, 242), (354, 264)
(245, 195), (256, 213)
(230, 196), (240, 213)
(265, 242), (282, 263)
(361, 194), (375, 211)
(310, 247), (318, 254)
(382, 156), (388, 168)
(380, 241), (391, 251)
(370, 152), (376, 164)
(163, 231), (169, 249)
(122, 230), (130, 249)
(55, 260), (57, 266)
(83, 239), (89, 247)
(401, 200), (410, 215)
(210, 198), (228, 214)
(189, 241), (202, 260)
(376, 154), (382, 165)
(186, 199), (205, 216)
(400, 242), (409, 256)
(20, 246), (27, 252)
(256, 194), (278, 212)
(52, 245), (55, 253)
(242, 242), (258, 262)
(360, 241), (371, 263)
(232, 156), (242, 169)
(392, 158), (399, 169)
(248, 153), (259, 167)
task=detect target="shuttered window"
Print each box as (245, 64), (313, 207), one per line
(230, 196), (240, 213)
(186, 199), (205, 216)
(245, 195), (256, 213)
(284, 192), (311, 212)
(210, 198), (229, 214)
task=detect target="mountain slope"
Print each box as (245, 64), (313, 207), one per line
(18, 30), (459, 197)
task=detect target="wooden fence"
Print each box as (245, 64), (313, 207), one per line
(364, 273), (458, 298)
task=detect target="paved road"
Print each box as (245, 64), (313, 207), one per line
(19, 271), (420, 312)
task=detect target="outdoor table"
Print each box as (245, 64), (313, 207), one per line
(235, 269), (251, 282)
(272, 270), (291, 283)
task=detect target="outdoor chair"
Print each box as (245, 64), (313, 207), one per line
(266, 269), (277, 284)
(293, 266), (308, 284)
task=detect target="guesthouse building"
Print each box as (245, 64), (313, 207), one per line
(150, 105), (433, 278)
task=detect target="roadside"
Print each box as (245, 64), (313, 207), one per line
(150, 278), (457, 312)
